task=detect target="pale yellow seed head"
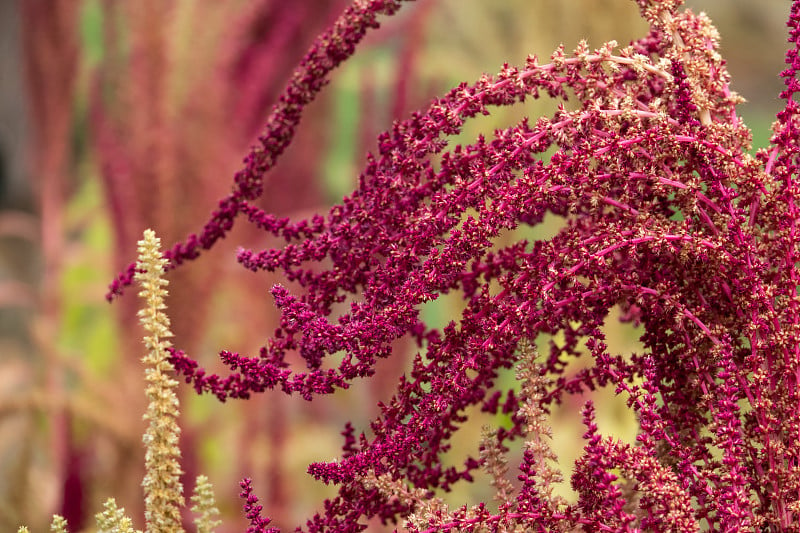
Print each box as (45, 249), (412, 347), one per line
(135, 229), (184, 533)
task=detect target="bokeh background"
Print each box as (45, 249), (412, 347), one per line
(0, 0), (789, 531)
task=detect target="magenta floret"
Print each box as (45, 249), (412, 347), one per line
(114, 0), (800, 530)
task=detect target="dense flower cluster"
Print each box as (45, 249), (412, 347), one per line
(110, 0), (800, 531)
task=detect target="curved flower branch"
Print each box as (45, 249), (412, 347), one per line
(111, 0), (800, 530)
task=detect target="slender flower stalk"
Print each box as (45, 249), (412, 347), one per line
(135, 229), (183, 533)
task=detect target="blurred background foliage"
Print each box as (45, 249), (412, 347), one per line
(0, 0), (788, 531)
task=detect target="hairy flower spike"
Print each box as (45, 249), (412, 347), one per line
(106, 0), (413, 300)
(478, 426), (515, 505)
(135, 229), (184, 533)
(95, 499), (138, 533)
(514, 341), (567, 515)
(49, 516), (68, 533)
(191, 475), (222, 533)
(239, 479), (277, 533)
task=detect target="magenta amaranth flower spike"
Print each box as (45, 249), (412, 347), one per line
(112, 0), (800, 530)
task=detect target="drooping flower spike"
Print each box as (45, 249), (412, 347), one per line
(111, 0), (800, 530)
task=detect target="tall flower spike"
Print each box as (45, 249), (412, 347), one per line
(135, 229), (184, 533)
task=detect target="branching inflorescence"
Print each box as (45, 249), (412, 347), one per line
(109, 0), (800, 531)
